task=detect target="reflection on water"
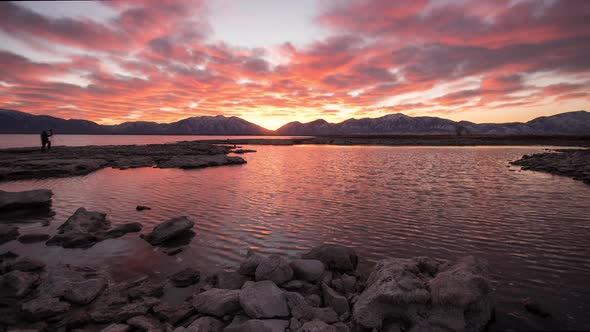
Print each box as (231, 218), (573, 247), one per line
(1, 145), (590, 330)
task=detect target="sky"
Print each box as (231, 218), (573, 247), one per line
(0, 0), (589, 130)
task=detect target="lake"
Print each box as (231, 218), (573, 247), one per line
(0, 136), (589, 330)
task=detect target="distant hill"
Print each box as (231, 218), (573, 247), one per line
(1, 108), (589, 136)
(276, 111), (590, 136)
(0, 109), (273, 135)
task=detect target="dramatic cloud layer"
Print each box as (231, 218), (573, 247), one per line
(0, 0), (588, 128)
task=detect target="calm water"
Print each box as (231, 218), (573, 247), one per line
(0, 134), (306, 149)
(1, 143), (589, 330)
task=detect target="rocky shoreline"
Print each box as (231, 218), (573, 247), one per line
(0, 142), (249, 182)
(0, 190), (495, 332)
(511, 149), (590, 185)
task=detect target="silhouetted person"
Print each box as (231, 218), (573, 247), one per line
(41, 129), (53, 151)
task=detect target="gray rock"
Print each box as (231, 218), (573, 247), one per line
(141, 216), (195, 245)
(321, 283), (349, 316)
(217, 271), (247, 289)
(64, 278), (106, 304)
(298, 321), (337, 332)
(353, 256), (493, 331)
(12, 257), (46, 272)
(1, 270), (39, 298)
(255, 255), (293, 285)
(152, 302), (196, 325)
(282, 279), (304, 291)
(238, 250), (267, 276)
(184, 316), (224, 332)
(340, 274), (356, 294)
(127, 315), (162, 331)
(239, 280), (289, 319)
(100, 324), (130, 332)
(127, 279), (164, 299)
(224, 319), (288, 332)
(0, 189), (53, 211)
(301, 245), (358, 272)
(17, 233), (50, 244)
(332, 322), (350, 332)
(163, 246), (185, 256)
(290, 317), (302, 331)
(21, 296), (71, 321)
(290, 259), (325, 282)
(0, 224), (19, 245)
(169, 268), (200, 288)
(305, 294), (322, 307)
(284, 292), (337, 323)
(58, 207), (110, 234)
(193, 288), (241, 317)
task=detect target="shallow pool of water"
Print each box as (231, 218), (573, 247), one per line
(1, 145), (589, 330)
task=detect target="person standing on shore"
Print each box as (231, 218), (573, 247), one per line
(41, 129), (53, 151)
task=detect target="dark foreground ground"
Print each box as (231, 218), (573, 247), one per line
(199, 135), (590, 146)
(511, 149), (590, 185)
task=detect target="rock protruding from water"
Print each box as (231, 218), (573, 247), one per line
(353, 256), (493, 331)
(0, 189), (53, 211)
(255, 254), (294, 285)
(302, 244), (358, 272)
(0, 224), (19, 245)
(141, 216), (195, 246)
(46, 208), (142, 248)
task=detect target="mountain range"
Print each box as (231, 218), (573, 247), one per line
(1, 108), (589, 136)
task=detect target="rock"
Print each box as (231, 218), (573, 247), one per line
(305, 294), (322, 307)
(282, 279), (304, 291)
(298, 321), (338, 332)
(141, 216), (195, 245)
(311, 308), (339, 324)
(152, 302), (196, 325)
(231, 149), (257, 154)
(0, 189), (53, 211)
(184, 316), (224, 332)
(224, 319), (289, 332)
(102, 223), (143, 239)
(340, 274), (356, 294)
(12, 257), (46, 272)
(46, 232), (100, 248)
(284, 292), (337, 323)
(290, 259), (325, 282)
(58, 207), (110, 234)
(255, 254), (293, 285)
(21, 297), (70, 321)
(0, 224), (19, 245)
(332, 322), (350, 332)
(136, 205), (151, 211)
(290, 317), (302, 331)
(239, 280), (289, 319)
(0, 250), (18, 261)
(238, 250), (267, 276)
(169, 268), (200, 288)
(64, 278), (106, 304)
(1, 270), (39, 298)
(127, 315), (162, 331)
(192, 288), (241, 317)
(217, 271), (247, 289)
(127, 279), (164, 299)
(100, 324), (130, 332)
(353, 256), (493, 331)
(301, 245), (358, 272)
(522, 298), (551, 318)
(17, 233), (51, 244)
(321, 283), (349, 316)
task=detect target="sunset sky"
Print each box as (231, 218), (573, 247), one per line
(0, 0), (588, 129)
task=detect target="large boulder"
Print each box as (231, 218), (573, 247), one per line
(290, 259), (325, 282)
(352, 256), (493, 331)
(301, 245), (358, 272)
(0, 189), (53, 211)
(255, 254), (293, 285)
(0, 225), (19, 245)
(141, 216), (195, 245)
(239, 280), (289, 319)
(192, 288), (241, 317)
